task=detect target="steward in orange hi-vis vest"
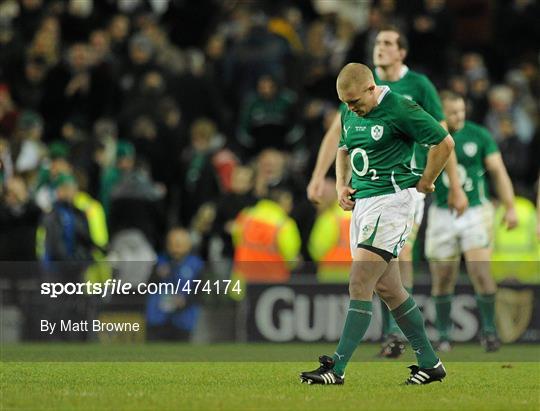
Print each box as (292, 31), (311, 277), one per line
(232, 192), (301, 286)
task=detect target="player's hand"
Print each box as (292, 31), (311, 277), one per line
(502, 207), (518, 230)
(307, 176), (325, 204)
(447, 186), (468, 216)
(416, 178), (435, 194)
(337, 185), (356, 211)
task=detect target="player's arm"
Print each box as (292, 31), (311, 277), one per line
(417, 135), (455, 193)
(307, 113), (341, 204)
(396, 101), (454, 193)
(485, 153), (518, 230)
(335, 148), (355, 211)
(443, 147), (469, 216)
(439, 118), (469, 215)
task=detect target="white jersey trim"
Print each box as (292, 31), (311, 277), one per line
(377, 86), (391, 104)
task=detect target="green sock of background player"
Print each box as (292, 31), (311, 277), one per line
(476, 294), (497, 335)
(434, 294), (453, 342)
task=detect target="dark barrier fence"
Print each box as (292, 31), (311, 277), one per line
(243, 283), (540, 343)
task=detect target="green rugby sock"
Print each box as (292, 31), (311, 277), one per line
(381, 287), (412, 337)
(333, 300), (372, 376)
(476, 293), (497, 335)
(392, 296), (439, 369)
(433, 294), (453, 342)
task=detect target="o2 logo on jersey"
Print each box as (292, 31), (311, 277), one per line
(463, 142), (478, 157)
(350, 148), (379, 180)
(371, 125), (384, 141)
(442, 164), (473, 191)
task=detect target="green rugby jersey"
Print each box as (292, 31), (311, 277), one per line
(339, 87), (448, 199)
(374, 66), (445, 171)
(434, 121), (499, 208)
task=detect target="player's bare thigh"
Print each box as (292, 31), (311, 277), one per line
(349, 247), (389, 300)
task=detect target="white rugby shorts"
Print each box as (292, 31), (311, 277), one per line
(350, 188), (417, 258)
(425, 203), (494, 260)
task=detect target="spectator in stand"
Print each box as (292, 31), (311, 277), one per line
(38, 172), (97, 340)
(146, 227), (204, 341)
(103, 141), (165, 248)
(212, 165), (256, 260)
(237, 74), (300, 157)
(119, 32), (157, 101)
(346, 7), (385, 70)
(34, 141), (72, 212)
(0, 14), (24, 82)
(497, 115), (531, 197)
(100, 140), (135, 216)
(302, 19), (335, 101)
(13, 0), (45, 44)
(176, 118), (221, 227)
(60, 0), (100, 45)
(12, 110), (46, 175)
(223, 6), (292, 107)
(505, 68), (538, 126)
(0, 84), (19, 139)
(252, 148), (287, 199)
(485, 84), (535, 144)
(407, 0), (454, 82)
(28, 15), (61, 69)
(40, 172), (94, 266)
(495, 0), (540, 66)
(40, 43), (95, 141)
(0, 175), (42, 304)
(107, 14), (131, 62)
(0, 175), (42, 261)
(9, 55), (49, 113)
(87, 29), (121, 119)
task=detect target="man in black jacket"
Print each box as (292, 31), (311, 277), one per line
(41, 173), (95, 340)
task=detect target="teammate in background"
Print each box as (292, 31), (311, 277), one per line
(300, 63), (453, 386)
(427, 91), (518, 352)
(306, 26), (468, 358)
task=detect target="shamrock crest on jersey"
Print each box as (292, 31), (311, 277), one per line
(371, 125), (384, 141)
(463, 142), (478, 157)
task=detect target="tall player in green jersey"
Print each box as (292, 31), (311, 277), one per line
(307, 26), (468, 357)
(426, 91), (518, 352)
(301, 63), (453, 385)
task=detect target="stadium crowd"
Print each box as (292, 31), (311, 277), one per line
(0, 0), (539, 339)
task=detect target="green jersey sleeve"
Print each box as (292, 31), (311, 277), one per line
(394, 99), (448, 147)
(419, 76), (445, 122)
(479, 127), (499, 158)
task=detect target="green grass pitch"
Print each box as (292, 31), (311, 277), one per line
(1, 343), (539, 410)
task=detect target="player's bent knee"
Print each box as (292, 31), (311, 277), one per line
(469, 271), (496, 293)
(375, 283), (407, 307)
(349, 279), (373, 300)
